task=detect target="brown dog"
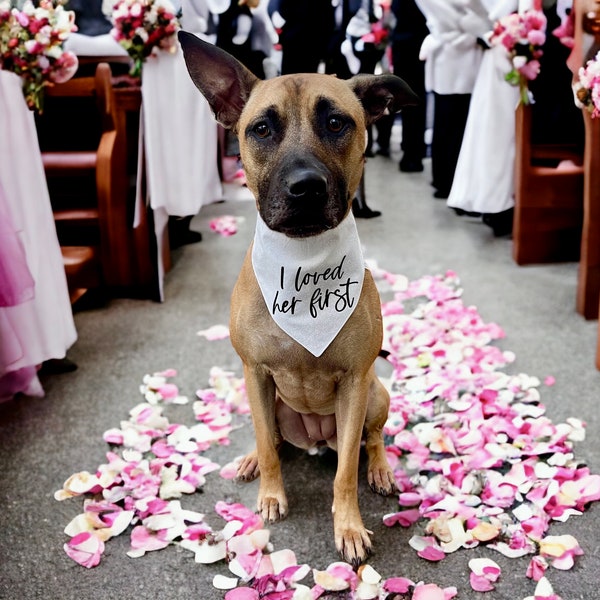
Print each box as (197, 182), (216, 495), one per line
(179, 31), (417, 566)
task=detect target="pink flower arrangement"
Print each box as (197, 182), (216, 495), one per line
(103, 0), (179, 78)
(0, 0), (78, 113)
(490, 8), (547, 105)
(573, 50), (600, 118)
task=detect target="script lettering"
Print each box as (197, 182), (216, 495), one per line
(272, 289), (301, 315)
(309, 277), (359, 318)
(294, 255), (347, 292)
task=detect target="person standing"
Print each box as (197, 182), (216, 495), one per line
(385, 0), (429, 171)
(269, 0), (337, 74)
(446, 0), (528, 235)
(416, 0), (492, 197)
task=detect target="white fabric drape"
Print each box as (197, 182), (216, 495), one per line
(0, 70), (77, 399)
(140, 41), (222, 217)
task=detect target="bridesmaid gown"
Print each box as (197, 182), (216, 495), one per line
(0, 70), (77, 401)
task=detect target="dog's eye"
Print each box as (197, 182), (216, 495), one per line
(327, 116), (345, 133)
(254, 122), (271, 138)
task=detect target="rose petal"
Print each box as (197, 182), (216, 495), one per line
(213, 574), (238, 590)
(64, 532), (104, 568)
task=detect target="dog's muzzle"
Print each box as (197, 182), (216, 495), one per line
(287, 167), (328, 204)
(260, 161), (347, 237)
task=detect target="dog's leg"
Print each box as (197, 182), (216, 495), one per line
(242, 365), (288, 522)
(236, 424), (284, 482)
(332, 377), (372, 566)
(364, 374), (397, 495)
(235, 449), (260, 482)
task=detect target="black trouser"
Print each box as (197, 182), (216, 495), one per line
(431, 92), (471, 195)
(387, 38), (427, 161)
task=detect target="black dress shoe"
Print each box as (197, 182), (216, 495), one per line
(453, 208), (482, 218)
(39, 358), (78, 375)
(352, 198), (381, 218)
(399, 158), (424, 172)
(376, 147), (390, 157)
(482, 208), (514, 237)
(433, 190), (449, 199)
(169, 216), (203, 249)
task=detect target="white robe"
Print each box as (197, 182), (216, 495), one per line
(416, 0), (492, 94)
(0, 70), (77, 400)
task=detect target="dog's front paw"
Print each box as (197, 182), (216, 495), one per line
(235, 450), (260, 482)
(335, 523), (372, 568)
(257, 493), (288, 523)
(368, 462), (397, 496)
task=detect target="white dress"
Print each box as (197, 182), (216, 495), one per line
(0, 70), (77, 401)
(446, 43), (520, 214)
(447, 0), (522, 215)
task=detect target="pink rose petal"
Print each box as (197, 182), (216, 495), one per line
(412, 583), (448, 600)
(383, 577), (414, 594)
(197, 324), (230, 340)
(224, 588), (259, 600)
(64, 532), (105, 568)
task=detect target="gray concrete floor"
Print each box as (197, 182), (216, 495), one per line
(1, 147), (599, 600)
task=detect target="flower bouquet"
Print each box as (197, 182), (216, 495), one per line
(102, 0), (179, 79)
(489, 8), (547, 105)
(0, 0), (78, 113)
(573, 50), (600, 118)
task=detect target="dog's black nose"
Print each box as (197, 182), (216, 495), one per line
(287, 169), (328, 201)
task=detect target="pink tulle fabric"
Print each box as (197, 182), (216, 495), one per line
(0, 184), (35, 308)
(0, 69), (77, 402)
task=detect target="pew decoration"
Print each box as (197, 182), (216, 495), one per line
(0, 0), (78, 113)
(102, 0), (180, 78)
(573, 49), (600, 118)
(490, 8), (547, 105)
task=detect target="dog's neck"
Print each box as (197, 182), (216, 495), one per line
(251, 213), (366, 356)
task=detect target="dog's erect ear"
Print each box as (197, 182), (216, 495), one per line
(349, 74), (419, 125)
(178, 30), (259, 130)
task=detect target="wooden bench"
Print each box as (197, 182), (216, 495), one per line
(576, 111), (600, 320)
(36, 62), (160, 302)
(512, 102), (585, 265)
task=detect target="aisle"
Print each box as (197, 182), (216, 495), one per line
(0, 154), (598, 600)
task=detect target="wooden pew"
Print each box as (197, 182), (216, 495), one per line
(576, 110), (600, 320)
(512, 102), (585, 265)
(36, 62), (160, 301)
(512, 7), (586, 266)
(567, 0), (600, 368)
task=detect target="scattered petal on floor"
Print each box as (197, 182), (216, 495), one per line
(468, 557), (501, 591)
(63, 531), (105, 568)
(55, 271), (600, 599)
(209, 215), (244, 236)
(213, 574), (239, 590)
(197, 324), (230, 340)
(522, 576), (564, 600)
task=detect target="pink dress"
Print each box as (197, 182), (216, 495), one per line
(0, 70), (77, 402)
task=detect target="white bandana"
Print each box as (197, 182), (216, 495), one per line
(251, 213), (365, 357)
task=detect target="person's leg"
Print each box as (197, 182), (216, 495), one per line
(431, 93), (471, 198)
(392, 40), (426, 171)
